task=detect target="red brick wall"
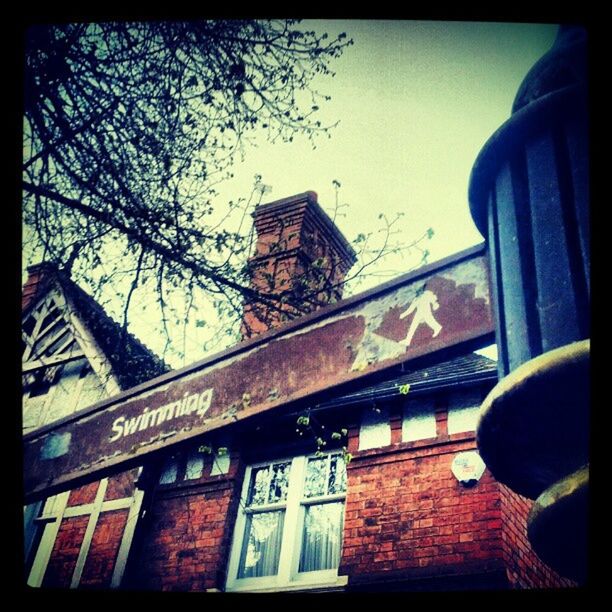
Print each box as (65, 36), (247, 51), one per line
(500, 484), (575, 588)
(79, 510), (129, 589)
(241, 193), (355, 338)
(42, 471), (140, 589)
(22, 264), (54, 311)
(340, 436), (506, 588)
(134, 462), (243, 591)
(68, 482), (99, 506)
(105, 470), (138, 501)
(43, 515), (90, 588)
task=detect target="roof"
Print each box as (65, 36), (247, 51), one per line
(320, 352), (498, 410)
(23, 264), (170, 390)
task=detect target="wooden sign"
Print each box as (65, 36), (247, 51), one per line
(23, 245), (493, 502)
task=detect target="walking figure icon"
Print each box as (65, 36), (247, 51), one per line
(399, 289), (442, 347)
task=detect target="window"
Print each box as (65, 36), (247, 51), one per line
(402, 398), (437, 442)
(447, 390), (484, 434)
(226, 452), (348, 592)
(359, 407), (390, 450)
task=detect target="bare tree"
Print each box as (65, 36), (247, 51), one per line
(22, 19), (431, 363)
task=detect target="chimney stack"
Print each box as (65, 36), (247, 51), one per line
(22, 262), (58, 311)
(241, 191), (356, 339)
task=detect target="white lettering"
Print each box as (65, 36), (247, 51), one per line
(184, 394), (198, 415)
(110, 416), (125, 442)
(150, 406), (165, 427)
(108, 388), (215, 443)
(197, 388), (213, 417)
(179, 393), (190, 416)
(123, 414), (142, 436)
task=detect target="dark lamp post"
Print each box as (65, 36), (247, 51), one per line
(468, 25), (589, 584)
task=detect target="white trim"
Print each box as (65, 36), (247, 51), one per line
(102, 497), (134, 512)
(110, 485), (145, 588)
(23, 351), (86, 372)
(276, 456), (305, 585)
(63, 503), (95, 518)
(23, 294), (58, 362)
(32, 382), (59, 431)
(69, 369), (88, 415)
(23, 282), (120, 399)
(227, 575), (349, 593)
(62, 293), (122, 397)
(70, 479), (108, 588)
(22, 290), (64, 362)
(51, 331), (77, 357)
(226, 452), (347, 593)
(22, 282), (139, 589)
(33, 321), (71, 356)
(225, 464), (254, 586)
(63, 497), (134, 518)
(27, 491), (70, 588)
(33, 298), (62, 337)
(35, 312), (64, 345)
(27, 480), (142, 589)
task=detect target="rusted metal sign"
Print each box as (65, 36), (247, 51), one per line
(24, 245), (493, 501)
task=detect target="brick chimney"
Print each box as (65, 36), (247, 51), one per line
(241, 191), (357, 339)
(22, 262), (58, 312)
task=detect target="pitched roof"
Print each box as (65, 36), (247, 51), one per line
(22, 264), (170, 390)
(320, 352), (498, 409)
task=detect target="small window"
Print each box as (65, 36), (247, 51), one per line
(402, 398), (437, 442)
(210, 452), (231, 476)
(227, 452), (347, 591)
(447, 390), (484, 434)
(359, 407), (390, 451)
(158, 458), (178, 484)
(184, 452), (204, 481)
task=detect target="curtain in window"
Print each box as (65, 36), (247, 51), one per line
(238, 511), (285, 578)
(299, 502), (344, 572)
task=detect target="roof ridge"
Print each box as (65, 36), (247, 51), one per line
(25, 267), (171, 389)
(62, 277), (167, 363)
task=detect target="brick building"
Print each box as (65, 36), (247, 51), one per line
(22, 265), (167, 588)
(23, 193), (576, 591)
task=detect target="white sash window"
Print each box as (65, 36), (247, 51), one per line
(226, 452), (348, 592)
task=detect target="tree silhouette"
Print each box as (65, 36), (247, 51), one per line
(22, 19), (431, 363)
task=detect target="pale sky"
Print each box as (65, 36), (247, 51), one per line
(218, 20), (558, 273)
(199, 20), (558, 367)
(25, 20), (559, 367)
(166, 19), (555, 367)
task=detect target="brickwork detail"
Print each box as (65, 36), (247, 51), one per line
(339, 439), (504, 585)
(105, 470), (139, 501)
(135, 477), (241, 591)
(242, 192), (356, 338)
(499, 484), (576, 588)
(79, 510), (130, 588)
(68, 482), (99, 507)
(42, 515), (90, 588)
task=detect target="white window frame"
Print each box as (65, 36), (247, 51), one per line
(23, 287), (139, 589)
(226, 452), (348, 592)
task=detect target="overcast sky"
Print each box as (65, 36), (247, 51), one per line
(183, 19), (557, 366)
(218, 20), (558, 274)
(24, 20), (560, 367)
